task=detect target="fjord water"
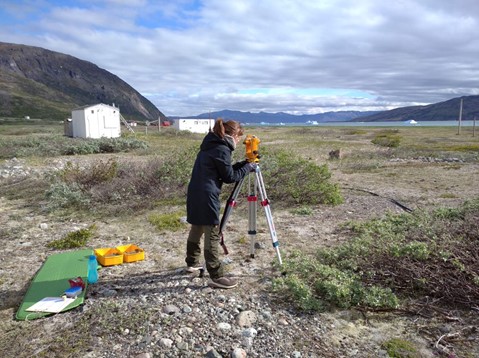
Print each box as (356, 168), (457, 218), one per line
(253, 120), (476, 127)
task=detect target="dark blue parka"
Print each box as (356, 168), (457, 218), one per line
(187, 132), (250, 225)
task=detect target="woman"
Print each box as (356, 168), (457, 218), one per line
(185, 118), (255, 289)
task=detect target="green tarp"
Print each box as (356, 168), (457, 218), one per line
(15, 249), (92, 321)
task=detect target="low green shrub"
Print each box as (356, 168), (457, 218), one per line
(45, 145), (198, 213)
(45, 182), (91, 210)
(47, 224), (97, 249)
(0, 135), (148, 158)
(390, 241), (430, 260)
(446, 144), (479, 152)
(63, 137), (148, 155)
(382, 338), (420, 358)
(45, 144), (342, 214)
(261, 148), (343, 206)
(372, 133), (401, 147)
(154, 145), (198, 191)
(273, 251), (399, 311)
(291, 206), (313, 215)
(60, 159), (119, 191)
(148, 211), (186, 232)
(274, 198), (479, 311)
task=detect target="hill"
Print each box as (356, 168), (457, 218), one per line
(173, 109), (380, 124)
(0, 42), (166, 122)
(177, 94), (479, 124)
(355, 95), (479, 122)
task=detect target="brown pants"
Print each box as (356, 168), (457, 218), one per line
(185, 224), (224, 279)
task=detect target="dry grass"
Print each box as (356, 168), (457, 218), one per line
(1, 122), (479, 357)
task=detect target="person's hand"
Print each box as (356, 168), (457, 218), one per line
(245, 162), (258, 172)
(233, 160), (249, 170)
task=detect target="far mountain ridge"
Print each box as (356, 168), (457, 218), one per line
(172, 109), (380, 123)
(174, 95), (479, 124)
(0, 42), (166, 122)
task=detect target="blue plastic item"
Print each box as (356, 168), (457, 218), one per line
(64, 286), (83, 298)
(87, 255), (98, 284)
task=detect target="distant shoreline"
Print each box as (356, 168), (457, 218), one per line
(244, 120), (476, 127)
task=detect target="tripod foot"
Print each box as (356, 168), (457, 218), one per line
(250, 254), (255, 259)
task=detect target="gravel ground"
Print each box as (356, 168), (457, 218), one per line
(1, 157), (478, 357)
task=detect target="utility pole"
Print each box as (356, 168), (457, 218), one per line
(457, 98), (463, 135)
(474, 116), (476, 137)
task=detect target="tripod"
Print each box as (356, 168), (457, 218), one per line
(219, 164), (283, 265)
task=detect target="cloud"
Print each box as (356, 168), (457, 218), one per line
(1, 0), (479, 116)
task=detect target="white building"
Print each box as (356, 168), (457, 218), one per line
(69, 103), (121, 138)
(173, 118), (215, 134)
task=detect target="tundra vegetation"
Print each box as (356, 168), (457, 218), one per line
(1, 123), (478, 308)
(0, 120), (478, 357)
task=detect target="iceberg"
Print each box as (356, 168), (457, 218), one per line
(405, 119), (418, 125)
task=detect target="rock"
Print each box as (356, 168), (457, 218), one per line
(162, 304), (180, 315)
(101, 288), (117, 297)
(242, 336), (254, 349)
(236, 310), (257, 327)
(182, 305), (192, 313)
(222, 257), (233, 264)
(206, 349), (222, 358)
(177, 341), (188, 350)
(329, 149), (343, 160)
(254, 242), (265, 249)
(217, 322), (232, 331)
(242, 327), (257, 338)
(231, 347), (247, 358)
(179, 327), (193, 336)
(278, 318), (289, 325)
(135, 353), (151, 358)
(158, 338), (173, 348)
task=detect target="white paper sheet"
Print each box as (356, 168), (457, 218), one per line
(26, 297), (76, 313)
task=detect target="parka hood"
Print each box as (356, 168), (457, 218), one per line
(200, 132), (235, 151)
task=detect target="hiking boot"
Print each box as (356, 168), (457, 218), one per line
(185, 265), (203, 273)
(208, 277), (238, 289)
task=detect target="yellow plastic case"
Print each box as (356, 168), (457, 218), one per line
(94, 247), (123, 266)
(116, 244), (145, 263)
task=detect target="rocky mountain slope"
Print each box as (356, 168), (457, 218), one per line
(355, 95), (479, 122)
(0, 42), (166, 122)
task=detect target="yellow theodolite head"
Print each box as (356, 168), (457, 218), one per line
(243, 134), (261, 163)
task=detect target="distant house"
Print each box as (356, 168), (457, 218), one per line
(68, 103), (121, 138)
(172, 118), (215, 133)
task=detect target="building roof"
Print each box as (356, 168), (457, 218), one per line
(72, 103), (118, 111)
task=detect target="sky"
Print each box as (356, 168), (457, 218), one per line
(1, 0), (479, 117)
